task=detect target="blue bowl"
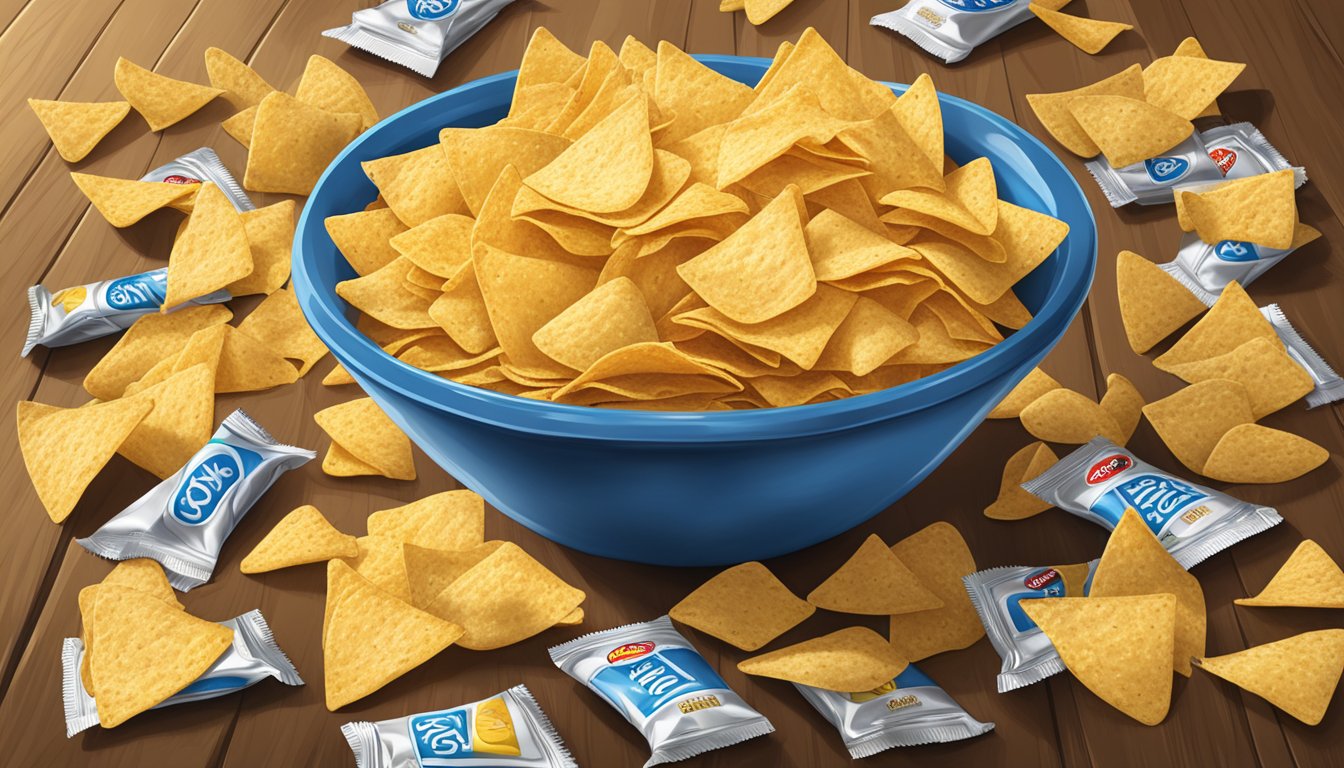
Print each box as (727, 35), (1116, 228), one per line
(292, 55), (1096, 566)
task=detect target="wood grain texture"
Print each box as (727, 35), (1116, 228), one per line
(1, 1), (1342, 766)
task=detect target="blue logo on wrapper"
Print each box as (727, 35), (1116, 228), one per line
(407, 0), (459, 20)
(170, 442), (261, 525)
(1214, 240), (1259, 262)
(937, 0), (1016, 11)
(408, 708), (477, 762)
(1091, 474), (1208, 534)
(105, 271), (168, 311)
(591, 646), (725, 718)
(1144, 156), (1191, 183)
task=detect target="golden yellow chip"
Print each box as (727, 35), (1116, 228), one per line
(79, 559), (183, 695)
(1019, 388), (1125, 445)
(1091, 509), (1205, 676)
(362, 145), (468, 227)
(1153, 282), (1276, 372)
(1142, 53), (1245, 121)
(337, 257), (438, 330)
(1029, 5), (1132, 54)
(1099, 373), (1144, 445)
(744, 0), (794, 24)
(887, 522), (984, 660)
(113, 57), (222, 132)
(806, 534), (943, 616)
(1141, 379), (1253, 474)
(525, 94), (653, 213)
(881, 158), (997, 235)
(343, 535), (413, 603)
(812, 297), (917, 377)
(204, 47), (274, 110)
(1193, 630), (1344, 726)
(669, 561), (815, 651)
(747, 371), (847, 408)
(988, 368), (1061, 419)
(1162, 337), (1312, 418)
(28, 99), (129, 162)
(295, 54), (378, 131)
(84, 304), (231, 400)
(1236, 540), (1344, 609)
(244, 91), (362, 195)
(17, 398), (153, 523)
(986, 442), (1058, 520)
(221, 105), (256, 147)
(1068, 95), (1193, 168)
(228, 199), (295, 296)
(440, 127), (571, 217)
(403, 541), (506, 610)
(71, 172), (198, 228)
(912, 201), (1068, 305)
(240, 505), (358, 573)
(717, 88), (847, 189)
(315, 397), (416, 481)
(424, 541), (585, 650)
(551, 341), (742, 404)
(324, 559), (463, 710)
(118, 363), (215, 479)
(322, 361), (356, 387)
(805, 209), (916, 282)
(235, 287), (330, 376)
(165, 183), (253, 310)
(1177, 170), (1297, 249)
(366, 490), (486, 551)
(515, 27), (585, 94)
(1022, 594), (1175, 725)
(326, 207), (407, 276)
(747, 28), (891, 123)
(533, 277), (659, 372)
(652, 41), (753, 143)
(1115, 249), (1207, 354)
(515, 148), (689, 230)
(1025, 65), (1144, 158)
(475, 243), (599, 375)
(431, 265), (498, 355)
(1168, 37), (1221, 118)
(89, 585), (233, 728)
(737, 627), (908, 692)
(1202, 424), (1328, 483)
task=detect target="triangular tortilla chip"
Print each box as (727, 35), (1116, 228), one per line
(221, 105), (257, 148)
(1194, 630), (1344, 725)
(1167, 38), (1222, 118)
(215, 325), (301, 393)
(84, 304), (232, 400)
(514, 27), (585, 94)
(1025, 65), (1144, 157)
(403, 541), (506, 610)
(165, 183), (253, 310)
(737, 627), (908, 692)
(1019, 388), (1125, 445)
(670, 561), (815, 651)
(343, 535), (413, 603)
(1141, 379), (1253, 474)
(228, 199), (294, 296)
(533, 277), (658, 371)
(1022, 594), (1176, 725)
(89, 585), (233, 727)
(807, 534), (943, 615)
(294, 54), (378, 131)
(365, 491), (486, 551)
(71, 173), (198, 228)
(235, 288), (329, 376)
(1142, 53), (1245, 121)
(28, 99), (130, 162)
(1153, 281), (1277, 372)
(118, 363), (215, 479)
(1030, 5), (1132, 54)
(1116, 250), (1207, 354)
(1068, 95), (1193, 167)
(1099, 373), (1144, 445)
(1163, 337), (1313, 419)
(114, 57), (223, 131)
(1091, 509), (1206, 676)
(886, 523), (984, 661)
(524, 94), (654, 213)
(240, 505), (358, 573)
(1202, 424), (1328, 483)
(324, 560), (463, 710)
(988, 367), (1062, 419)
(79, 559), (185, 694)
(1177, 170), (1297, 249)
(244, 91), (362, 195)
(362, 144), (468, 227)
(1236, 540), (1344, 609)
(18, 397), (154, 523)
(204, 47), (275, 110)
(986, 442), (1058, 520)
(314, 397), (415, 481)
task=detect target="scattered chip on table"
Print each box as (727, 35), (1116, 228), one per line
(1234, 540), (1344, 609)
(737, 626), (908, 692)
(670, 561), (815, 651)
(806, 533), (943, 616)
(1193, 630), (1344, 726)
(240, 505), (359, 573)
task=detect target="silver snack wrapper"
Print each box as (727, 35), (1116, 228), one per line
(871, 0), (1035, 65)
(1022, 437), (1281, 569)
(794, 664), (993, 758)
(341, 684), (576, 768)
(323, 0), (517, 79)
(1086, 123), (1305, 208)
(963, 560), (1098, 692)
(23, 267), (229, 357)
(549, 616), (773, 767)
(1262, 304), (1344, 409)
(62, 609), (302, 737)
(1160, 231), (1314, 306)
(78, 410), (315, 591)
(140, 147), (254, 212)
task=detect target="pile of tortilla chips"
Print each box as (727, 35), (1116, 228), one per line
(313, 397), (416, 480)
(1027, 38), (1244, 167)
(671, 522), (983, 690)
(325, 27), (1068, 411)
(76, 560), (233, 729)
(236, 491), (585, 709)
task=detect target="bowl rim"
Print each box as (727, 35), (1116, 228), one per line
(292, 54), (1096, 444)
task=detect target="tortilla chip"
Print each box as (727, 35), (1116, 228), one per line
(28, 99), (129, 162)
(228, 200), (295, 296)
(1177, 170), (1297, 249)
(652, 41), (753, 143)
(1167, 38), (1222, 118)
(366, 490), (486, 551)
(165, 183), (252, 310)
(1194, 630), (1344, 725)
(221, 105), (256, 147)
(84, 304), (231, 400)
(113, 57), (222, 131)
(1030, 5), (1132, 54)
(1116, 250), (1207, 354)
(315, 397), (415, 481)
(204, 47), (275, 109)
(244, 91), (362, 195)
(887, 523), (984, 660)
(1068, 95), (1193, 167)
(986, 442), (1059, 520)
(807, 534), (943, 615)
(1153, 282), (1277, 372)
(1141, 379), (1253, 474)
(987, 368), (1061, 419)
(474, 244), (599, 375)
(1026, 65), (1144, 157)
(1202, 424), (1328, 483)
(1162, 337), (1313, 418)
(326, 208), (407, 277)
(294, 54), (378, 130)
(71, 173), (198, 228)
(533, 277), (659, 372)
(362, 145), (467, 227)
(1142, 53), (1245, 121)
(403, 541), (506, 610)
(1099, 373), (1145, 445)
(737, 627), (908, 692)
(670, 561), (815, 651)
(525, 94), (653, 213)
(343, 535), (413, 603)
(515, 27), (585, 94)
(1019, 388), (1126, 445)
(118, 363), (215, 479)
(1236, 540), (1344, 609)
(240, 505), (358, 573)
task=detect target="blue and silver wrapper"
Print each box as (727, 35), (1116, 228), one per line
(549, 616), (773, 767)
(323, 0), (518, 78)
(23, 267), (230, 357)
(341, 685), (576, 768)
(1086, 123), (1305, 207)
(963, 560), (1098, 692)
(1160, 229), (1320, 306)
(1262, 304), (1344, 409)
(795, 664), (994, 758)
(62, 609), (302, 737)
(1022, 437), (1281, 569)
(140, 147), (254, 212)
(871, 0), (1036, 65)
(78, 410), (315, 590)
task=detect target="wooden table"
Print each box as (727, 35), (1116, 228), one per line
(0, 1), (1341, 765)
